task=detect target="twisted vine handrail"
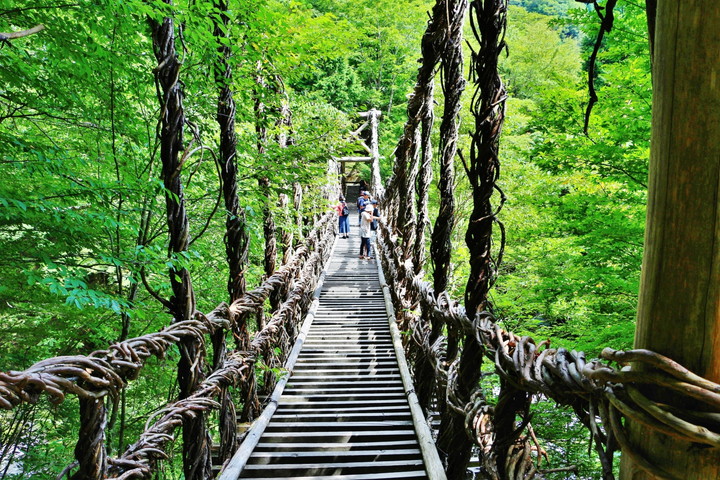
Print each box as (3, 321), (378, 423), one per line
(378, 217), (720, 479)
(106, 214), (335, 478)
(0, 211), (335, 479)
(371, 1), (720, 478)
(0, 214), (332, 410)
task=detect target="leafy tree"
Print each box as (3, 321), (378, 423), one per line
(485, 2), (650, 356)
(510, 0), (577, 16)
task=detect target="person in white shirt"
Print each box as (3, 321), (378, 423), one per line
(357, 191), (370, 226)
(359, 202), (378, 259)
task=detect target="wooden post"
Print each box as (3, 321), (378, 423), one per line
(620, 2), (720, 478)
(366, 109), (383, 197)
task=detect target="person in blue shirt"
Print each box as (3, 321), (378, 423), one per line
(357, 191), (370, 226)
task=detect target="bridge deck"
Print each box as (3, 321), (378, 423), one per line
(221, 211), (434, 479)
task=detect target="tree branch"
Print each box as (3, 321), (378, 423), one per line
(0, 24), (45, 41)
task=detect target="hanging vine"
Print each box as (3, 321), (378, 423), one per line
(148, 7), (212, 478)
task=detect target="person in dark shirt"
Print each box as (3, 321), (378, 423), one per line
(357, 191), (370, 226)
(368, 199), (379, 258)
(334, 195), (350, 238)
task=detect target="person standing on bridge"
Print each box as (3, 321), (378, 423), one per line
(359, 202), (379, 259)
(334, 195), (350, 238)
(357, 191), (370, 226)
(368, 199), (379, 258)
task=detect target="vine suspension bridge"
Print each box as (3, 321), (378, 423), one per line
(1, 1), (720, 480)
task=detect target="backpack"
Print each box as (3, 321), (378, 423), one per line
(341, 203), (349, 216)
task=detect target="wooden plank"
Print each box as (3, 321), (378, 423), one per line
(300, 347), (395, 359)
(284, 370), (400, 381)
(290, 368), (400, 374)
(249, 449), (421, 458)
(293, 360), (398, 366)
(239, 471), (426, 480)
(254, 440), (419, 449)
(243, 459), (424, 470)
(275, 405), (410, 413)
(302, 341), (393, 345)
(266, 420), (414, 428)
(259, 430), (418, 438)
(285, 384), (404, 391)
(273, 412), (411, 420)
(285, 381), (403, 388)
(255, 441), (419, 450)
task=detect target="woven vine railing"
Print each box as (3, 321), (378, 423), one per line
(378, 217), (720, 480)
(374, 1), (720, 480)
(0, 211), (336, 479)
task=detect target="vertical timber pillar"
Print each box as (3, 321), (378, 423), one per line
(367, 108), (383, 197)
(620, 2), (720, 479)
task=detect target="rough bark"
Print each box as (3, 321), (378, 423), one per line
(414, 90), (434, 275)
(0, 24), (44, 41)
(365, 109), (383, 197)
(278, 193), (294, 264)
(645, 0), (656, 60)
(416, 0), (469, 415)
(260, 177), (277, 285)
(148, 10), (212, 479)
(211, 0), (244, 463)
(292, 182), (303, 248)
(252, 62), (276, 332)
(620, 3), (720, 478)
(430, 0), (467, 295)
(439, 1), (507, 478)
(390, 0), (451, 247)
(70, 398), (106, 480)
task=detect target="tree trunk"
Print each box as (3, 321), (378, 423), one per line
(620, 2), (720, 478)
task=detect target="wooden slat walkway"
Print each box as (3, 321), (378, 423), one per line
(219, 206), (441, 480)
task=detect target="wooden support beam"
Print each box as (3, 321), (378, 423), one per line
(621, 2), (720, 478)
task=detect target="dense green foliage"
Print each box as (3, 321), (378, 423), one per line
(0, 0), (651, 478)
(495, 2), (650, 354)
